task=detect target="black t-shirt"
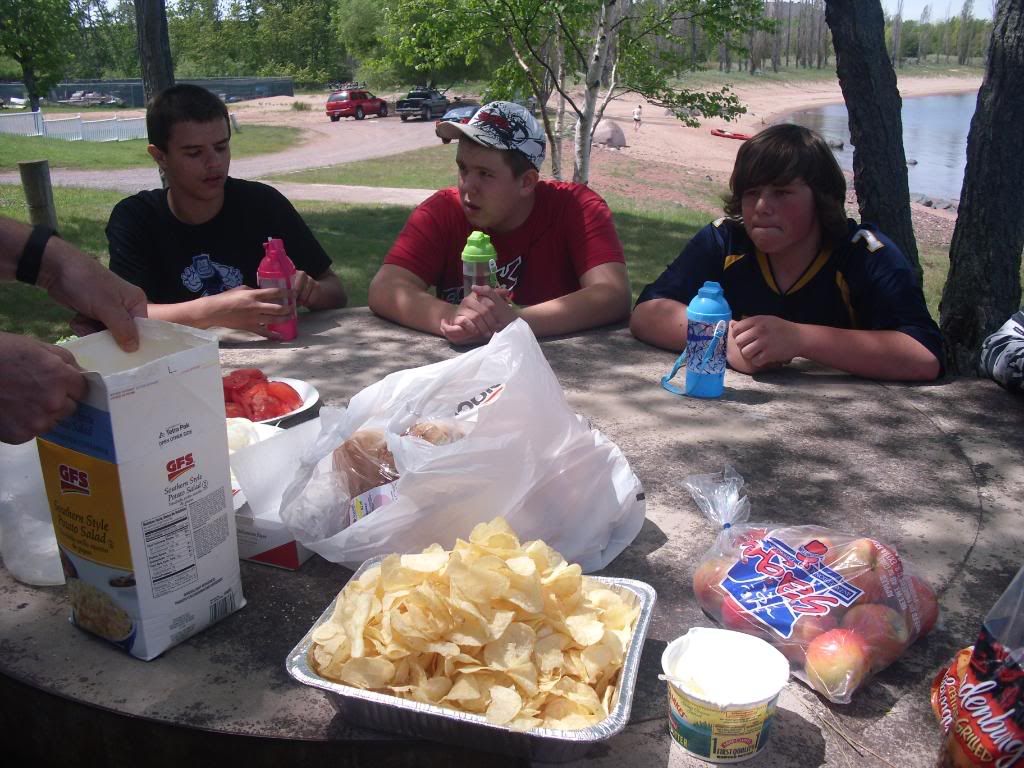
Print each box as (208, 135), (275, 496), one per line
(106, 177), (332, 304)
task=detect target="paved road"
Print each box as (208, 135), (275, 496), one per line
(0, 114), (442, 206)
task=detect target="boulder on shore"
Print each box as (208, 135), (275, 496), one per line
(593, 120), (626, 148)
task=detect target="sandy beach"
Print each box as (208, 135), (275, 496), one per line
(599, 74), (982, 181)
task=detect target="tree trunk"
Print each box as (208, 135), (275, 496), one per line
(133, 0), (174, 104)
(825, 0), (920, 275)
(940, 0), (1024, 374)
(23, 65), (40, 112)
(786, 1), (794, 66)
(573, 0), (618, 185)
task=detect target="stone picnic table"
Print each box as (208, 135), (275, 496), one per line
(3, 307), (1022, 766)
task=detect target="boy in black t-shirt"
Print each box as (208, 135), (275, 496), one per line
(106, 84), (346, 337)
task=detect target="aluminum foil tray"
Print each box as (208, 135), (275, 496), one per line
(286, 555), (657, 762)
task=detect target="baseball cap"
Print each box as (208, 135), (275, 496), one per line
(436, 100), (545, 171)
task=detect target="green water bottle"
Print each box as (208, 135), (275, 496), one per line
(461, 231), (498, 295)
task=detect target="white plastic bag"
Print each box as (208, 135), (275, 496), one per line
(279, 320), (645, 572)
(0, 440), (64, 586)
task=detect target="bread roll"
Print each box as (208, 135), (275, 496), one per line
(404, 420), (464, 446)
(332, 429), (398, 497)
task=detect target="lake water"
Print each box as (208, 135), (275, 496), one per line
(784, 91), (978, 203)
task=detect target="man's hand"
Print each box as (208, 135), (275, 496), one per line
(439, 286), (517, 345)
(0, 333), (87, 444)
(37, 238), (148, 352)
(293, 270), (319, 308)
(201, 286), (293, 337)
(731, 315), (800, 370)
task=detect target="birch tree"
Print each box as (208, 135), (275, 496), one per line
(381, 0), (767, 184)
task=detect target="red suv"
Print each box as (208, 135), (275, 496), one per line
(326, 89), (388, 122)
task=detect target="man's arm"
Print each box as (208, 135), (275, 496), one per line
(0, 216), (146, 350)
(294, 268), (347, 311)
(731, 315), (941, 381)
(439, 263), (631, 345)
(368, 264), (457, 335)
(629, 297), (688, 351)
(518, 262), (631, 336)
(144, 287), (293, 336)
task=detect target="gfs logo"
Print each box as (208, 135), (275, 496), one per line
(59, 464), (90, 495)
(166, 453), (195, 482)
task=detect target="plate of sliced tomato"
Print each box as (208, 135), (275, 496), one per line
(222, 368), (319, 424)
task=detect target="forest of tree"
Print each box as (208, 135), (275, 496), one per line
(0, 1), (997, 89)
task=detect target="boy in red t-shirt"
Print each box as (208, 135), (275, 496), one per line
(368, 101), (630, 344)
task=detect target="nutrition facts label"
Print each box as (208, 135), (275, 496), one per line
(143, 508), (199, 598)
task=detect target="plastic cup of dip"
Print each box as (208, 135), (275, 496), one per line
(661, 627), (790, 762)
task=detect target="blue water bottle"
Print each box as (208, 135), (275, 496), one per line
(685, 281), (731, 397)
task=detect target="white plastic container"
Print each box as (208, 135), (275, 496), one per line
(661, 627), (789, 762)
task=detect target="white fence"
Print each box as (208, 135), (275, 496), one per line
(0, 111), (146, 141)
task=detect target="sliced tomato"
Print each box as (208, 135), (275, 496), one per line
(223, 368), (266, 396)
(225, 402), (250, 420)
(266, 381), (303, 413)
(248, 390), (286, 421)
(235, 379), (269, 412)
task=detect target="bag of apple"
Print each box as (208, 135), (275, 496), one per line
(686, 466), (940, 704)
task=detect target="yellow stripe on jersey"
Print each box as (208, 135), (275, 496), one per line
(724, 253), (746, 271)
(836, 271), (859, 327)
(789, 247), (832, 293)
(756, 251), (780, 294)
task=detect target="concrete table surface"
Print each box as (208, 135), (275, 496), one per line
(3, 308), (1022, 767)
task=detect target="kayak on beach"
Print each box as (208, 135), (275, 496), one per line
(710, 128), (753, 140)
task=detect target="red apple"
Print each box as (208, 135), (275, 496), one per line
(841, 603), (911, 670)
(720, 596), (753, 632)
(804, 628), (871, 699)
(692, 556), (735, 617)
(779, 613), (840, 665)
(907, 575), (939, 639)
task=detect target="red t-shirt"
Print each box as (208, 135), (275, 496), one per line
(384, 181), (625, 305)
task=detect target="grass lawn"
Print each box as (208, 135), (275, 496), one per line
(269, 143), (459, 189)
(0, 125), (303, 171)
(0, 180), (698, 343)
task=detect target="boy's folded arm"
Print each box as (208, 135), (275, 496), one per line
(630, 297), (689, 352)
(368, 264), (455, 336)
(518, 262), (631, 338)
(795, 324), (941, 381)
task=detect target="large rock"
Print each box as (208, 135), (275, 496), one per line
(592, 120), (626, 148)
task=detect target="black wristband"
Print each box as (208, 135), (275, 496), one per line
(16, 224), (55, 285)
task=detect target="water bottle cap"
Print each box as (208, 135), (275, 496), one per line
(688, 280), (731, 320)
(697, 281), (723, 301)
(461, 231), (497, 263)
(259, 237), (296, 278)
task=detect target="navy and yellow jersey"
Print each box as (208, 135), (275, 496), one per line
(636, 218), (944, 363)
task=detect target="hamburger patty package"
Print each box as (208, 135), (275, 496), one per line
(686, 466), (939, 704)
(279, 320), (645, 573)
(931, 564), (1023, 767)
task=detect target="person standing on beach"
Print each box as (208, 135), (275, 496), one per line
(630, 124), (943, 381)
(632, 105), (642, 132)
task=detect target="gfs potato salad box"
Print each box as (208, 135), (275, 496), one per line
(35, 319), (246, 661)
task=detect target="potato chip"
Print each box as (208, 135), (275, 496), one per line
(308, 517), (640, 733)
(340, 656), (395, 688)
(486, 685), (523, 725)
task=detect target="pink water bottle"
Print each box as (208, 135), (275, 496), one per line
(257, 237), (298, 341)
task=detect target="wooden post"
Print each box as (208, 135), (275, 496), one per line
(17, 160), (59, 232)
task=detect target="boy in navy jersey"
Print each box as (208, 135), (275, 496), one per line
(631, 124), (943, 381)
